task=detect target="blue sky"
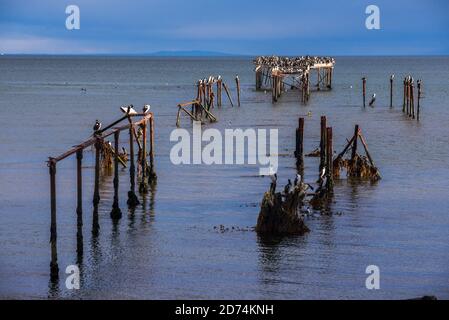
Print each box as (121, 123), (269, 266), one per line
(0, 0), (448, 55)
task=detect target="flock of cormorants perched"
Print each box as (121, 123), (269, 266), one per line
(254, 55), (335, 74)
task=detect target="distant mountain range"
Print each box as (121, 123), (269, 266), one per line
(148, 50), (247, 57)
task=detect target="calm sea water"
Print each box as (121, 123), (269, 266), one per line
(0, 56), (449, 299)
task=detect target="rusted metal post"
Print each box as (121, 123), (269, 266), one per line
(326, 127), (333, 190)
(235, 75), (241, 107)
(127, 125), (139, 207)
(295, 117), (304, 169)
(362, 77), (366, 107)
(139, 121), (148, 193)
(49, 158), (59, 280)
(110, 130), (122, 219)
(319, 116), (327, 171)
(76, 149), (83, 257)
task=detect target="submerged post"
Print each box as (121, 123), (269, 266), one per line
(110, 130), (122, 219)
(326, 127), (333, 190)
(417, 80), (422, 121)
(127, 125), (139, 207)
(319, 116), (327, 171)
(93, 137), (101, 206)
(139, 121), (148, 193)
(295, 117), (304, 169)
(390, 74), (394, 108)
(351, 124), (359, 163)
(148, 114), (157, 182)
(235, 75), (241, 107)
(49, 158), (59, 280)
(76, 149), (83, 257)
(362, 77), (366, 107)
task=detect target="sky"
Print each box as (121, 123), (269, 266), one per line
(0, 0), (448, 55)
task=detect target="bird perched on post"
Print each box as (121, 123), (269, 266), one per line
(93, 120), (102, 133)
(143, 104), (151, 114)
(120, 105), (137, 115)
(284, 179), (292, 194)
(369, 93), (376, 106)
(294, 174), (301, 186)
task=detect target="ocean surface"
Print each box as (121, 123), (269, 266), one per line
(0, 56), (449, 299)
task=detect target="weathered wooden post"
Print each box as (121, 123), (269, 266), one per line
(222, 82), (234, 107)
(127, 125), (139, 207)
(295, 117), (304, 169)
(320, 116), (327, 171)
(351, 124), (359, 163)
(93, 137), (101, 207)
(76, 149), (83, 257)
(217, 78), (222, 107)
(110, 130), (122, 219)
(406, 78), (410, 116)
(139, 121), (148, 193)
(417, 80), (422, 121)
(326, 127), (333, 190)
(235, 75), (241, 107)
(410, 79), (415, 119)
(362, 77), (366, 107)
(390, 74), (394, 108)
(403, 77), (406, 113)
(148, 114), (157, 182)
(328, 67), (333, 89)
(49, 158), (59, 280)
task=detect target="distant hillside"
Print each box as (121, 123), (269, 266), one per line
(148, 50), (243, 57)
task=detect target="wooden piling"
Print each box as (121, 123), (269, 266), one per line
(93, 137), (101, 206)
(362, 77), (366, 107)
(222, 82), (234, 107)
(148, 114), (156, 182)
(326, 127), (333, 190)
(417, 80), (422, 121)
(235, 75), (241, 107)
(127, 125), (139, 207)
(139, 121), (148, 193)
(295, 117), (304, 168)
(411, 80), (415, 119)
(320, 116), (327, 171)
(76, 149), (83, 257)
(110, 130), (122, 219)
(49, 158), (59, 280)
(390, 75), (394, 108)
(403, 78), (407, 113)
(351, 124), (359, 163)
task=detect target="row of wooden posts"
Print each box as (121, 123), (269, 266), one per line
(362, 75), (423, 120)
(295, 116), (334, 191)
(48, 110), (156, 281)
(176, 75), (241, 127)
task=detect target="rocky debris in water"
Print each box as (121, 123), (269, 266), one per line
(256, 178), (310, 236)
(407, 295), (437, 300)
(305, 148), (321, 157)
(213, 225), (255, 233)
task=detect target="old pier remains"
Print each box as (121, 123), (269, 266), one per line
(254, 55), (335, 103)
(47, 106), (156, 281)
